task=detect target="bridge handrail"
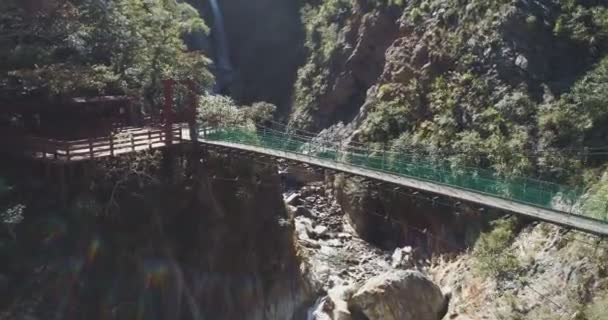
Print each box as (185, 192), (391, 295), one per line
(202, 126), (607, 221)
(254, 126), (584, 194)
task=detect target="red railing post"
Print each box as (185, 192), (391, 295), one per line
(89, 138), (94, 159)
(163, 79), (175, 146)
(110, 134), (114, 156)
(148, 131), (153, 149)
(184, 79), (198, 141)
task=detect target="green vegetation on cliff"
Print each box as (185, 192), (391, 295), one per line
(291, 0), (608, 187)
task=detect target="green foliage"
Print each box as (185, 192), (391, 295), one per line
(381, 74), (535, 176)
(0, 177), (24, 240)
(1, 204), (25, 225)
(290, 0), (353, 130)
(539, 56), (608, 181)
(473, 218), (520, 279)
(387, 0), (406, 7)
(290, 0), (608, 188)
(244, 102), (277, 124)
(301, 0), (352, 64)
(360, 80), (423, 142)
(198, 95), (247, 127)
(554, 0), (608, 50)
(0, 0), (213, 103)
(198, 95), (275, 128)
(582, 173), (608, 221)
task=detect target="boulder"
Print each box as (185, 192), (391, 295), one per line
(312, 225), (329, 238)
(349, 270), (447, 320)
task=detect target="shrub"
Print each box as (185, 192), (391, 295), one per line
(473, 217), (520, 279)
(581, 172), (608, 220)
(198, 96), (276, 128)
(198, 95), (247, 127)
(553, 0), (608, 50)
(245, 102), (277, 125)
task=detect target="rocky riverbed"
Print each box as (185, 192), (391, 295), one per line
(286, 180), (449, 320)
(285, 176), (608, 320)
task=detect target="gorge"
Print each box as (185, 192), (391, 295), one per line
(1, 0), (608, 320)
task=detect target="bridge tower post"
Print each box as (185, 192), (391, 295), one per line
(162, 79), (176, 146)
(185, 79), (199, 142)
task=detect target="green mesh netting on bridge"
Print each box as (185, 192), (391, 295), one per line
(203, 127), (602, 221)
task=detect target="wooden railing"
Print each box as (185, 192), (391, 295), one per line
(22, 126), (184, 162)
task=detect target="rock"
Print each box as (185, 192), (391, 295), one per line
(349, 270), (447, 320)
(295, 216), (314, 239)
(301, 238), (322, 249)
(285, 193), (301, 205)
(312, 225), (329, 238)
(296, 206), (313, 218)
(515, 54), (528, 70)
(411, 44), (429, 67)
(286, 166), (325, 184)
(325, 239), (344, 248)
(306, 196), (317, 203)
(337, 233), (352, 240)
(286, 204), (297, 217)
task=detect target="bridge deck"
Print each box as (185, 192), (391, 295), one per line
(200, 139), (608, 236)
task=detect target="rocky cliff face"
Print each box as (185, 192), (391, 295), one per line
(290, 0), (608, 181)
(0, 152), (313, 320)
(285, 0), (608, 318)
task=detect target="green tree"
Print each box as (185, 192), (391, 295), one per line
(0, 0), (213, 106)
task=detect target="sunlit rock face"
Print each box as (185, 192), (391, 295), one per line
(306, 271), (448, 320)
(349, 270), (447, 320)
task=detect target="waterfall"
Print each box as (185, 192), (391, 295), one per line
(208, 0), (233, 79)
(306, 297), (330, 320)
(186, 0), (234, 93)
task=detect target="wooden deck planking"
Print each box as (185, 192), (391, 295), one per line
(20, 125), (189, 162)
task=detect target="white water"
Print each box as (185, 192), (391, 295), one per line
(306, 296), (330, 320)
(208, 0), (232, 72)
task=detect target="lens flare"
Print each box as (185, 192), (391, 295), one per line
(41, 218), (68, 244)
(87, 236), (102, 263)
(144, 259), (170, 289)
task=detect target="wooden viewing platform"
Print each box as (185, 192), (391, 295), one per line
(12, 124), (189, 162)
(1, 80), (199, 163)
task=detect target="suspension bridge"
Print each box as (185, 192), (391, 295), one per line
(198, 125), (608, 236)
